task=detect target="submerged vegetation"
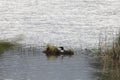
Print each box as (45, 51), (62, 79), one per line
(43, 44), (74, 57)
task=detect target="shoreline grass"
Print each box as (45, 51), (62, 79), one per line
(99, 31), (120, 62)
(0, 40), (18, 53)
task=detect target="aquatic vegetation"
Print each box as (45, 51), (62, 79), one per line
(63, 49), (74, 55)
(43, 44), (60, 56)
(101, 32), (120, 61)
(0, 41), (17, 53)
(94, 58), (120, 80)
(43, 44), (74, 56)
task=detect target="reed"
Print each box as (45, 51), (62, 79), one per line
(101, 31), (120, 61)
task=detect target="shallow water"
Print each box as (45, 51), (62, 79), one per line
(0, 47), (120, 80)
(0, 0), (120, 48)
(0, 0), (120, 80)
(0, 48), (86, 80)
(0, 47), (101, 80)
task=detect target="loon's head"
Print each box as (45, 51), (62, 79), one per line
(59, 47), (64, 50)
(59, 47), (64, 52)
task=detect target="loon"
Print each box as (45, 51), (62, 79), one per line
(43, 45), (74, 56)
(59, 47), (64, 53)
(59, 46), (74, 55)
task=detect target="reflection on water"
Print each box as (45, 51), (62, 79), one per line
(46, 55), (73, 61)
(0, 47), (120, 80)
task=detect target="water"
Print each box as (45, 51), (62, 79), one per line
(0, 48), (88, 80)
(0, 0), (120, 48)
(0, 47), (120, 80)
(0, 0), (120, 80)
(0, 47), (102, 80)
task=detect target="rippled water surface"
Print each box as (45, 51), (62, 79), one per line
(0, 47), (102, 80)
(0, 47), (120, 80)
(0, 48), (90, 80)
(0, 0), (120, 80)
(0, 0), (120, 48)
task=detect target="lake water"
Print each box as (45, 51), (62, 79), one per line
(0, 0), (120, 80)
(0, 0), (120, 48)
(0, 48), (95, 80)
(0, 47), (120, 80)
